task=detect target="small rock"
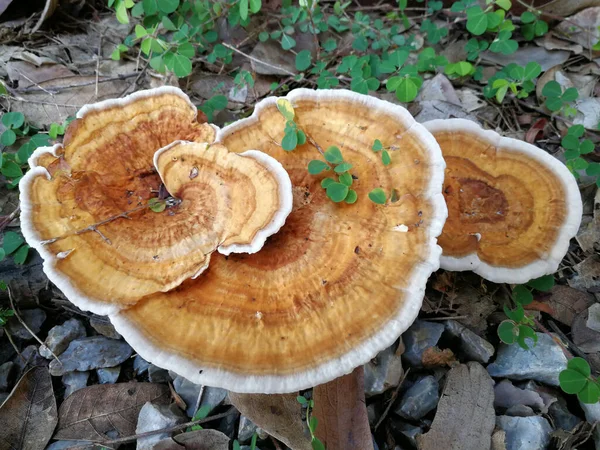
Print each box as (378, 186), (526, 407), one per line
(504, 405), (536, 417)
(579, 400), (600, 449)
(134, 355), (150, 375)
(587, 304), (600, 333)
(97, 366), (120, 384)
(148, 364), (171, 383)
(14, 345), (47, 373)
(200, 386), (228, 414)
(402, 321), (445, 367)
(394, 376), (439, 420)
(364, 341), (404, 396)
(416, 74), (461, 105)
(548, 400), (581, 431)
(172, 374), (202, 417)
(573, 308), (600, 353)
(444, 320), (495, 363)
(89, 316), (121, 339)
(5, 309), (46, 340)
(493, 380), (545, 411)
(389, 419), (423, 448)
(496, 415), (552, 450)
(219, 409), (239, 438)
(62, 371), (89, 398)
(45, 440), (94, 450)
(136, 402), (187, 450)
(0, 361), (15, 392)
(49, 336), (132, 376)
(238, 415), (259, 443)
(250, 41), (295, 75)
(40, 318), (86, 359)
(487, 333), (567, 386)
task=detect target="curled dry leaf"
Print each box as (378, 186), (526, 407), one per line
(556, 6), (600, 49)
(313, 367), (374, 450)
(228, 392), (311, 450)
(0, 367), (57, 450)
(525, 285), (595, 326)
(54, 382), (170, 442)
(421, 347), (459, 368)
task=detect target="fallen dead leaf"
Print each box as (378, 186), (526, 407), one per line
(54, 382), (170, 442)
(577, 189), (600, 252)
(556, 7), (600, 50)
(568, 255), (600, 292)
(536, 33), (584, 54)
(416, 362), (495, 450)
(422, 347), (459, 368)
(6, 61), (75, 87)
(525, 285), (595, 326)
(574, 97), (600, 129)
(0, 367), (57, 450)
(154, 429), (230, 450)
(573, 308), (600, 353)
(539, 0), (600, 17)
(313, 367), (374, 450)
(482, 46), (570, 72)
(228, 392), (311, 450)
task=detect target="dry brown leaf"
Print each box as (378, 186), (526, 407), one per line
(525, 285), (595, 326)
(154, 429), (230, 450)
(556, 7), (600, 50)
(539, 0), (600, 17)
(0, 367), (57, 450)
(313, 368), (374, 450)
(228, 392), (311, 450)
(417, 362), (494, 450)
(54, 382), (170, 442)
(422, 347), (459, 368)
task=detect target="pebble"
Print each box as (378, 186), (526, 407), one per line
(504, 405), (536, 417)
(402, 321), (445, 367)
(573, 309), (600, 353)
(364, 341), (404, 396)
(548, 400), (581, 431)
(97, 366), (120, 384)
(14, 345), (47, 373)
(238, 415), (259, 443)
(46, 440), (94, 450)
(578, 401), (600, 450)
(89, 316), (121, 339)
(394, 376), (439, 420)
(62, 371), (89, 398)
(219, 409), (238, 438)
(172, 374), (202, 417)
(200, 386), (228, 413)
(587, 303), (600, 333)
(134, 355), (150, 375)
(136, 402), (187, 450)
(0, 361), (15, 392)
(444, 320), (495, 363)
(389, 419), (423, 448)
(40, 318), (86, 359)
(48, 336), (132, 376)
(6, 309), (46, 340)
(496, 415), (552, 450)
(487, 333), (567, 386)
(493, 380), (545, 411)
(148, 364), (171, 383)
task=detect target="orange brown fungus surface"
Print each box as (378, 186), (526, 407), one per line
(111, 89), (447, 393)
(425, 118), (582, 283)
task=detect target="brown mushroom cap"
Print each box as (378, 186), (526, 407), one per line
(110, 89), (447, 393)
(425, 118), (582, 283)
(20, 87), (222, 315)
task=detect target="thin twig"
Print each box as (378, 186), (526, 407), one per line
(305, 133), (325, 156)
(0, 206), (20, 233)
(547, 320), (592, 364)
(221, 42), (296, 76)
(94, 32), (104, 99)
(4, 328), (24, 366)
(374, 368), (409, 430)
(7, 286), (61, 364)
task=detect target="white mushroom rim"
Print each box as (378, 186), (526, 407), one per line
(425, 118), (582, 284)
(109, 88), (448, 394)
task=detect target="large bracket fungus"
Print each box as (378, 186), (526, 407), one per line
(19, 87), (292, 316)
(425, 118), (582, 284)
(109, 89), (447, 393)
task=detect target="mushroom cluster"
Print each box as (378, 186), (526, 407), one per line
(19, 87), (581, 394)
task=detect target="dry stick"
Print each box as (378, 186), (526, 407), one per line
(67, 407), (238, 448)
(374, 368), (410, 431)
(3, 328), (24, 366)
(305, 133), (325, 157)
(6, 285), (61, 364)
(221, 42), (296, 77)
(0, 206), (20, 233)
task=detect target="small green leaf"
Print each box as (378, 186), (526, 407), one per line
(324, 146), (343, 164)
(338, 172), (352, 186)
(309, 416), (318, 432)
(148, 198), (166, 213)
(573, 157), (589, 170)
(513, 285), (533, 305)
(334, 162), (353, 173)
(498, 320), (518, 344)
(562, 87), (579, 102)
(372, 139), (383, 151)
(326, 182), (349, 203)
(157, 0), (179, 13)
(504, 303), (525, 323)
(577, 380), (600, 404)
(276, 99), (295, 121)
(297, 129), (306, 146)
(233, 441), (241, 450)
(568, 357), (592, 378)
(395, 77), (419, 102)
(115, 0), (129, 24)
(312, 438), (326, 450)
(259, 31), (269, 42)
(178, 43), (195, 58)
(561, 134), (580, 151)
(239, 0), (248, 20)
(281, 35), (296, 50)
(297, 395), (308, 405)
(517, 325), (537, 350)
(526, 275), (554, 292)
(542, 80), (562, 98)
(321, 178), (335, 188)
(170, 54), (192, 77)
(281, 129), (298, 151)
(368, 188), (387, 205)
(295, 50), (312, 71)
(345, 189), (358, 204)
(521, 11), (536, 23)
(559, 369), (588, 394)
(192, 405), (212, 420)
(1, 161), (22, 178)
(381, 150), (391, 166)
(3, 231), (24, 255)
(2, 112), (25, 129)
(580, 140), (594, 154)
(249, 0), (261, 13)
(545, 97), (564, 112)
(1, 130), (16, 146)
(523, 62), (541, 81)
(12, 244), (29, 265)
(466, 6), (488, 35)
(308, 160), (330, 175)
(495, 0), (511, 10)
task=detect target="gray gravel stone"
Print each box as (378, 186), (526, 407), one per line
(134, 355), (150, 375)
(62, 371), (89, 398)
(548, 400), (581, 431)
(6, 309), (46, 340)
(40, 318), (86, 359)
(389, 420), (423, 448)
(444, 320), (495, 363)
(496, 415), (552, 450)
(97, 366), (120, 384)
(402, 321), (444, 367)
(364, 341), (404, 397)
(49, 336), (132, 376)
(136, 402), (187, 450)
(579, 401), (600, 450)
(89, 317), (121, 339)
(172, 375), (202, 417)
(45, 440), (94, 450)
(200, 386), (228, 413)
(148, 364), (171, 383)
(504, 405), (536, 417)
(238, 415), (259, 443)
(395, 376), (439, 420)
(0, 361), (15, 392)
(494, 380), (545, 411)
(487, 333), (567, 386)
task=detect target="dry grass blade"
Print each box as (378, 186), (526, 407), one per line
(54, 382), (170, 442)
(0, 367), (58, 450)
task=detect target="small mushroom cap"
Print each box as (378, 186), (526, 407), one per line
(425, 118), (582, 283)
(111, 89), (447, 393)
(19, 87), (218, 315)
